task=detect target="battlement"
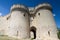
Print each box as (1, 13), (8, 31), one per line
(11, 4), (29, 13)
(35, 3), (52, 11)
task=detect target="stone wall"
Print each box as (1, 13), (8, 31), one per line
(0, 3), (59, 40)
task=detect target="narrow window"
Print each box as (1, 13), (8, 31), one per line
(48, 31), (50, 36)
(16, 31), (18, 36)
(33, 17), (34, 19)
(24, 14), (25, 16)
(7, 15), (11, 20)
(38, 13), (40, 15)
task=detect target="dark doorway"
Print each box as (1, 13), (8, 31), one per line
(30, 26), (36, 39)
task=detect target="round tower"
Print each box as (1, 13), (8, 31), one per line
(30, 3), (59, 40)
(7, 4), (30, 39)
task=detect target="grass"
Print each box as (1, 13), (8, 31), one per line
(0, 35), (32, 40)
(0, 35), (19, 40)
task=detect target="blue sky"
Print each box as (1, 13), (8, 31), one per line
(0, 0), (60, 28)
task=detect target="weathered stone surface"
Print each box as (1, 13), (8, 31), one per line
(0, 3), (59, 40)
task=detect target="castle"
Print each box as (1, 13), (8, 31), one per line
(0, 3), (59, 40)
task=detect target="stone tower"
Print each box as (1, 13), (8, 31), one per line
(0, 3), (59, 40)
(30, 3), (59, 40)
(7, 4), (30, 39)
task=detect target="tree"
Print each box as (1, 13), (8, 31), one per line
(57, 30), (60, 39)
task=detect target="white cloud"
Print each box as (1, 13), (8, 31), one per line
(0, 13), (2, 16)
(53, 14), (56, 16)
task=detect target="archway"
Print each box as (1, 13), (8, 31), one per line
(30, 26), (36, 39)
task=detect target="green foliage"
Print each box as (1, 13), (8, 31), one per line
(31, 38), (34, 40)
(57, 30), (60, 39)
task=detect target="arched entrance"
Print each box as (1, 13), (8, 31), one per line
(30, 26), (36, 39)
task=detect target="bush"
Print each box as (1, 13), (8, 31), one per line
(57, 30), (60, 39)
